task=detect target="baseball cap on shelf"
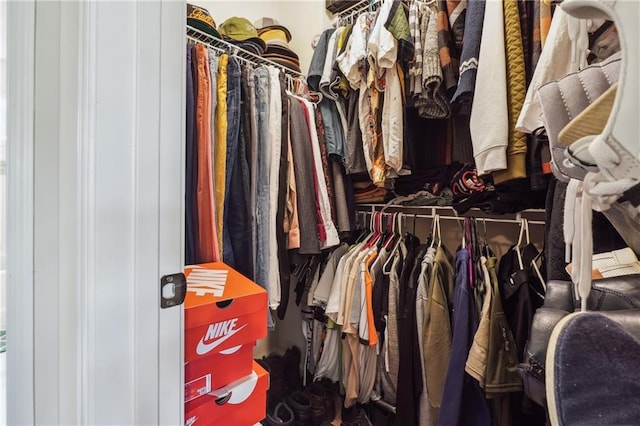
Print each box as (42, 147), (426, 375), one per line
(218, 17), (267, 52)
(254, 17), (292, 42)
(187, 4), (221, 39)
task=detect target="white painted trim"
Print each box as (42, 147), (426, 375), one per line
(157, 2), (187, 424)
(76, 1), (98, 423)
(6, 1), (35, 425)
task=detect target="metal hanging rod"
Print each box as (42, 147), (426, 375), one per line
(186, 25), (306, 80)
(355, 206), (546, 226)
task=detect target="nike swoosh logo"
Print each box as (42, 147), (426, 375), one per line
(196, 324), (248, 355)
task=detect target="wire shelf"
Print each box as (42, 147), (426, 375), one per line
(334, 0), (382, 24)
(186, 25), (306, 80)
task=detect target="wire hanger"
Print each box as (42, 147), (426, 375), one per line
(514, 218), (530, 270)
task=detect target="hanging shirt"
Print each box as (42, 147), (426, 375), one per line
(326, 243), (360, 322)
(423, 246), (455, 419)
(438, 248), (491, 426)
(267, 67), (283, 309)
(416, 246), (436, 426)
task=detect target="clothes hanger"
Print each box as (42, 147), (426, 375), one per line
(480, 218), (493, 258)
(382, 212), (404, 275)
(355, 211), (373, 244)
(429, 214), (441, 249)
(365, 211), (383, 249)
(531, 251), (547, 293)
(461, 217), (467, 250)
(513, 218), (530, 270)
(382, 212), (397, 249)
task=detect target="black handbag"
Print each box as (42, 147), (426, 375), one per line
(518, 274), (640, 407)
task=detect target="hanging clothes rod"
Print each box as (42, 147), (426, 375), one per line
(186, 25), (306, 80)
(356, 203), (546, 215)
(355, 207), (546, 226)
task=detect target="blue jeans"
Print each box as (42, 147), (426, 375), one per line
(254, 66), (274, 329)
(222, 58), (253, 280)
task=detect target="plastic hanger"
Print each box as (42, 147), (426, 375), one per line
(429, 214), (441, 249)
(514, 218), (530, 270)
(461, 218), (468, 250)
(382, 212), (404, 275)
(531, 251), (547, 293)
(365, 211), (383, 249)
(382, 212), (397, 249)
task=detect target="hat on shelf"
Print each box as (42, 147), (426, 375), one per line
(218, 17), (267, 53)
(187, 4), (222, 39)
(253, 17), (299, 72)
(254, 17), (292, 42)
(263, 45), (301, 72)
(231, 39), (266, 56)
(258, 28), (292, 49)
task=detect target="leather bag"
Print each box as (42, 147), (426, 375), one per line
(518, 274), (640, 407)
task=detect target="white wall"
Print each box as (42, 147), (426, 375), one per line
(195, 0), (333, 73)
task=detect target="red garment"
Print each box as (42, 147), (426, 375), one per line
(195, 45), (220, 262)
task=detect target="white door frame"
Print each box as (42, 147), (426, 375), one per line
(6, 1), (36, 424)
(7, 1), (186, 424)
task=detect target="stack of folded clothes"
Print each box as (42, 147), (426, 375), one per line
(254, 17), (302, 72)
(218, 16), (266, 56)
(353, 181), (389, 204)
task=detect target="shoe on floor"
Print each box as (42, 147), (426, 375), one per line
(265, 401), (295, 426)
(546, 311), (640, 425)
(284, 390), (312, 424)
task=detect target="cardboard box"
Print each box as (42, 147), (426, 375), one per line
(185, 360), (269, 426)
(184, 263), (267, 362)
(185, 343), (255, 403)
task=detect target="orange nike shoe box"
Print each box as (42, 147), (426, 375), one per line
(184, 343), (254, 403)
(184, 263), (267, 363)
(184, 360), (269, 426)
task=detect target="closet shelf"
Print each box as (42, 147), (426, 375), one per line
(333, 0), (411, 24)
(186, 25), (306, 79)
(355, 204), (546, 226)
